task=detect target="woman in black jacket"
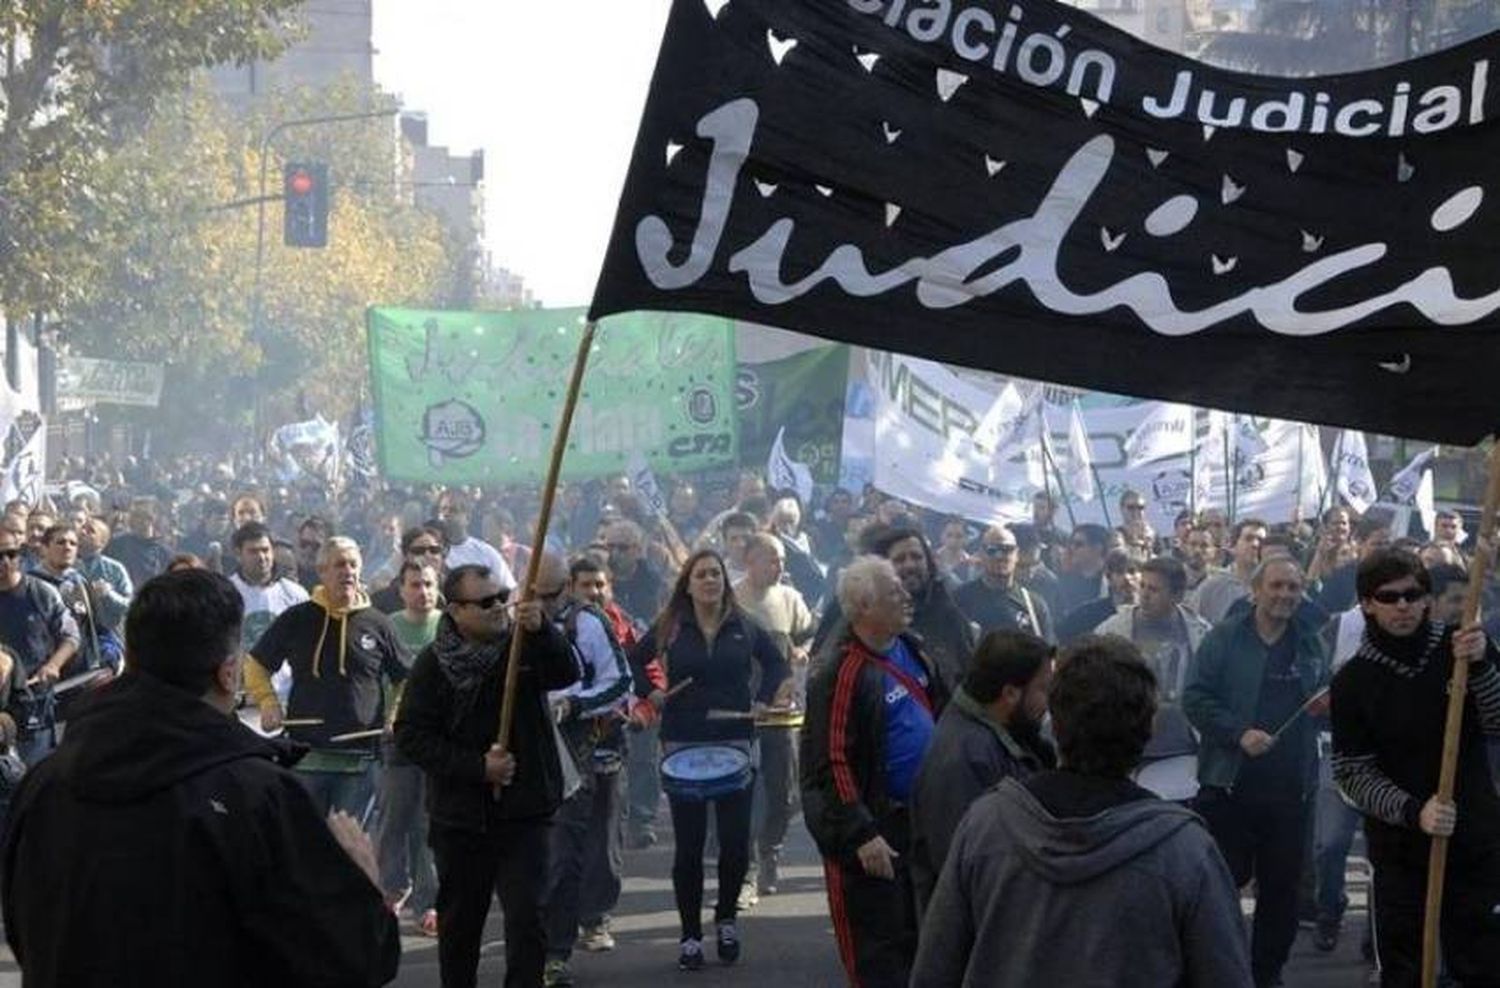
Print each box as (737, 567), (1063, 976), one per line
(630, 548), (788, 972)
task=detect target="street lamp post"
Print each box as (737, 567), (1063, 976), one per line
(248, 107), (399, 446)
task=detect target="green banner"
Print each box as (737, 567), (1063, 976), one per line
(367, 307), (738, 484)
(735, 344), (849, 486)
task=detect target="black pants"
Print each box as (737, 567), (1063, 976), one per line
(1371, 846), (1500, 987)
(667, 782), (753, 941)
(1198, 791), (1307, 987)
(544, 772), (622, 959)
(823, 810), (916, 988)
(430, 819), (550, 988)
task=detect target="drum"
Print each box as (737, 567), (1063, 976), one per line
(660, 744), (753, 801)
(1132, 754), (1200, 803)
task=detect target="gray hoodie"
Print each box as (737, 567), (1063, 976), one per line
(910, 776), (1251, 988)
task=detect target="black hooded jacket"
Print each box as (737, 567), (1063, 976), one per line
(0, 673), (399, 988)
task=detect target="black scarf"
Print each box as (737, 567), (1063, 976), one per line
(432, 614), (506, 724)
(1356, 618), (1447, 679)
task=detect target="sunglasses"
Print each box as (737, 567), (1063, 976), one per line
(454, 590), (510, 610)
(0, 549), (19, 561)
(982, 543), (1018, 556)
(410, 544), (444, 556)
(604, 542), (639, 552)
(1124, 504), (1146, 512)
(1370, 588), (1428, 605)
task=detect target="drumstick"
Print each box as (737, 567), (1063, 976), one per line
(704, 709), (755, 721)
(282, 718), (325, 727)
(662, 676), (694, 702)
(1271, 686), (1331, 740)
(327, 728), (386, 743)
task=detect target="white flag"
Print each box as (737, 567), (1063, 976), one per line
(1231, 415), (1270, 460)
(1122, 402), (1194, 468)
(1194, 410), (1230, 509)
(979, 382), (1043, 464)
(1333, 430), (1378, 514)
(1388, 445), (1439, 504)
(1067, 402), (1095, 502)
(1416, 469), (1437, 537)
(768, 426), (815, 508)
(626, 450), (669, 518)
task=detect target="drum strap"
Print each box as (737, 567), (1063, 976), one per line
(860, 652), (934, 716)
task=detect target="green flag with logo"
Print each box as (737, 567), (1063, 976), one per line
(367, 307), (738, 484)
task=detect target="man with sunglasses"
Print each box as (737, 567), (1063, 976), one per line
(1331, 548), (1500, 986)
(0, 529), (79, 765)
(371, 525), (448, 614)
(396, 561), (579, 988)
(954, 525), (1055, 643)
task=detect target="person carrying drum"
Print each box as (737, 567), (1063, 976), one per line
(628, 548), (788, 972)
(801, 555), (950, 988)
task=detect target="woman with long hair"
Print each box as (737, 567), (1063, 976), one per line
(629, 548), (789, 971)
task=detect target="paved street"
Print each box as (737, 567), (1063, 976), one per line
(386, 811), (1379, 988)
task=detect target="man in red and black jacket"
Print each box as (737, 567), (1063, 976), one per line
(801, 554), (950, 988)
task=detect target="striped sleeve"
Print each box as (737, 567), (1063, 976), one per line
(1332, 752), (1418, 828)
(1470, 658), (1500, 736)
(828, 654), (864, 804)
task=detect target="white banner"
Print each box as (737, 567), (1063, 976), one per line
(1388, 445), (1439, 504)
(1123, 402), (1194, 469)
(768, 426), (815, 508)
(627, 449), (669, 519)
(56, 356), (164, 408)
(869, 350), (1324, 531)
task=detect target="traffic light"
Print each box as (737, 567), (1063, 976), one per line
(283, 161), (330, 248)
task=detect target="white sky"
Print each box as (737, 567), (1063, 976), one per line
(372, 1), (672, 308)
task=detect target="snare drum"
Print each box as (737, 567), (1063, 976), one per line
(1132, 754), (1200, 803)
(660, 745), (753, 801)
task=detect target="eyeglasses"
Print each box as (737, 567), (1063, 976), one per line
(454, 590), (509, 610)
(410, 544), (444, 556)
(1124, 504), (1146, 512)
(982, 543), (1018, 556)
(1370, 588), (1428, 605)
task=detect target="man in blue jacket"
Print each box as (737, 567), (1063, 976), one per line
(1184, 557), (1329, 988)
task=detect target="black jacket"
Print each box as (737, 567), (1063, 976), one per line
(395, 616), (578, 831)
(0, 673), (399, 988)
(629, 609), (788, 744)
(909, 687), (1053, 913)
(801, 631), (949, 860)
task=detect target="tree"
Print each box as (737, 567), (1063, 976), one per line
(0, 0), (304, 316)
(55, 78), (457, 449)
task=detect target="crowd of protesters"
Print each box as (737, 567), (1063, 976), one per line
(0, 447), (1495, 987)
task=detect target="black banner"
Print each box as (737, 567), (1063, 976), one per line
(590, 0), (1500, 444)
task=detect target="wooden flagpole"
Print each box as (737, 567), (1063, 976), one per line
(496, 321), (598, 760)
(1421, 439), (1500, 987)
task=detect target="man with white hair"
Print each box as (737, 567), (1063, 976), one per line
(245, 536), (409, 817)
(802, 555), (949, 988)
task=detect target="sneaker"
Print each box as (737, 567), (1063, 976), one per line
(578, 921), (616, 952)
(757, 855), (780, 896)
(543, 958), (575, 987)
(737, 881), (759, 911)
(716, 920), (740, 964)
(1314, 917), (1340, 953)
(678, 938), (705, 972)
(418, 909), (439, 938)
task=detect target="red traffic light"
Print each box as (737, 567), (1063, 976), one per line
(287, 169), (314, 196)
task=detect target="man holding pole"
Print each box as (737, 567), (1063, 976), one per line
(394, 561), (578, 988)
(1330, 549), (1500, 987)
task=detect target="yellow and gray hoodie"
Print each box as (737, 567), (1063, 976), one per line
(244, 586), (408, 754)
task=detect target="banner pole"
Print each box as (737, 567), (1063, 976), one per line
(1421, 438), (1500, 988)
(495, 320), (598, 765)
(1092, 464), (1112, 530)
(1295, 424), (1306, 526)
(1221, 429), (1234, 524)
(1189, 413), (1198, 520)
(1043, 438), (1078, 531)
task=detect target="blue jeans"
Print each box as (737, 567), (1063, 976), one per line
(295, 762), (376, 823)
(1315, 778), (1361, 922)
